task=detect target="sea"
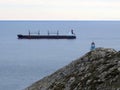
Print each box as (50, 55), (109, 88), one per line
(0, 21), (120, 90)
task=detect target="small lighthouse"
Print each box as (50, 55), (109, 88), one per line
(91, 42), (95, 50)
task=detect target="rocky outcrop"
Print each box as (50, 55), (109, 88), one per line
(25, 48), (120, 90)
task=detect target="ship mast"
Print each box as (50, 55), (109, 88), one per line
(28, 30), (30, 36)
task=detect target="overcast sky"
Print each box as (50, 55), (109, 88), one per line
(0, 0), (120, 20)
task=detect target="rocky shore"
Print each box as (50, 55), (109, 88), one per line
(25, 48), (120, 90)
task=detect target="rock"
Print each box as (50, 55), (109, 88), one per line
(25, 47), (120, 90)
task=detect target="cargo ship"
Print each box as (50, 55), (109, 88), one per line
(17, 30), (76, 39)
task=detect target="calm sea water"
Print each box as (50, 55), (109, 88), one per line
(0, 21), (120, 90)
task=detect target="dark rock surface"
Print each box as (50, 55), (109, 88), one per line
(25, 48), (120, 90)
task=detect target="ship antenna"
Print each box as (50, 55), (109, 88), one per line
(71, 29), (73, 34)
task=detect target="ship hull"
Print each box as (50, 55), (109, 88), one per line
(17, 34), (76, 39)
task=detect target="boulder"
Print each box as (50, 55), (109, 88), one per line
(25, 48), (120, 90)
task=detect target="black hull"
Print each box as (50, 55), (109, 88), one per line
(17, 34), (76, 39)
